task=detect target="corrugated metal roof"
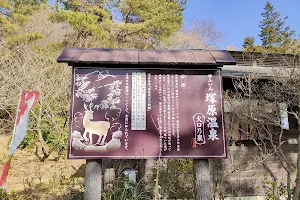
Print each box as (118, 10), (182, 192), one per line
(57, 48), (236, 66)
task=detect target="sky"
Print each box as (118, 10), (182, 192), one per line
(48, 0), (300, 49)
(183, 0), (300, 49)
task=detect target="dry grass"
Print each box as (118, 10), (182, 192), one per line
(0, 134), (85, 199)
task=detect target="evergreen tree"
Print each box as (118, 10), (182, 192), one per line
(242, 36), (254, 49)
(243, 1), (299, 53)
(116, 0), (185, 48)
(260, 1), (292, 48)
(0, 0), (46, 45)
(51, 0), (185, 48)
(50, 0), (112, 47)
(259, 1), (296, 53)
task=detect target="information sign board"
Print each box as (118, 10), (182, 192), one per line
(69, 68), (226, 159)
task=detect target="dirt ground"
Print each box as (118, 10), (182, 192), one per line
(0, 134), (85, 194)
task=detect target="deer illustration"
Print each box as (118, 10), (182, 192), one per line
(83, 104), (110, 145)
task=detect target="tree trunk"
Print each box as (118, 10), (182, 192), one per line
(293, 131), (300, 200)
(85, 159), (103, 200)
(194, 159), (212, 200)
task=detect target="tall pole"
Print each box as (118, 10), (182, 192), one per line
(193, 159), (212, 200)
(85, 159), (103, 200)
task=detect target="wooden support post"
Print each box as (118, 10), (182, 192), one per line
(193, 159), (212, 200)
(85, 159), (103, 200)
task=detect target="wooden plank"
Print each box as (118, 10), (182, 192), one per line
(118, 50), (138, 63)
(138, 50), (157, 63)
(156, 51), (177, 63)
(57, 48), (82, 63)
(98, 49), (120, 62)
(192, 51), (216, 64)
(174, 51), (196, 63)
(78, 50), (100, 62)
(210, 50), (237, 64)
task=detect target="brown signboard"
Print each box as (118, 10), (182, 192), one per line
(69, 68), (226, 159)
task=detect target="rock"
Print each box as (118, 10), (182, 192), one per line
(112, 130), (122, 139)
(106, 139), (121, 151)
(72, 131), (83, 140)
(72, 138), (86, 150)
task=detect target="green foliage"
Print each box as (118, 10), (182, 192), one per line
(65, 189), (84, 200)
(116, 0), (184, 42)
(41, 113), (69, 152)
(0, 0), (46, 45)
(0, 0), (46, 30)
(0, 188), (8, 200)
(18, 129), (38, 149)
(19, 103), (69, 153)
(7, 32), (44, 45)
(243, 1), (299, 53)
(50, 0), (185, 48)
(259, 1), (294, 50)
(243, 36), (254, 49)
(103, 177), (150, 200)
(50, 3), (111, 37)
(33, 42), (66, 55)
(0, 188), (25, 200)
(152, 159), (194, 199)
(102, 174), (150, 200)
(50, 0), (112, 47)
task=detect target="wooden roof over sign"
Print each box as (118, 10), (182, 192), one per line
(57, 48), (236, 66)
